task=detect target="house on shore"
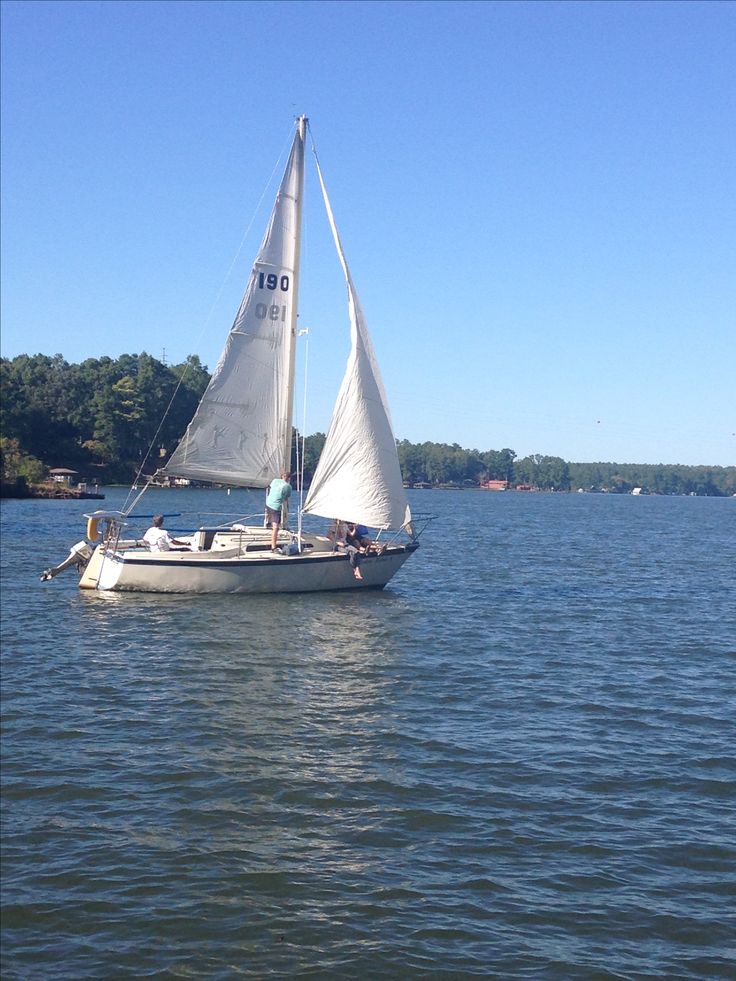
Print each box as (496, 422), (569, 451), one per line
(48, 468), (78, 484)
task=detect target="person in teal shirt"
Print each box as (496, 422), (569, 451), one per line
(266, 471), (292, 551)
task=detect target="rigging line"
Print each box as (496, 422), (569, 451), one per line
(296, 327), (310, 542)
(123, 481), (152, 519)
(121, 123), (296, 514)
(198, 122), (295, 340)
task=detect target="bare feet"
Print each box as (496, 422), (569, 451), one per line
(354, 568), (363, 580)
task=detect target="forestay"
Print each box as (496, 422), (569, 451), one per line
(165, 124), (304, 488)
(302, 152), (412, 532)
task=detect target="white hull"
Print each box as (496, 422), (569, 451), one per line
(80, 536), (418, 594)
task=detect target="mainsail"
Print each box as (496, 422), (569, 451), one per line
(302, 153), (412, 532)
(165, 121), (305, 488)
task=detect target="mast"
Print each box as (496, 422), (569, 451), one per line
(283, 115), (307, 474)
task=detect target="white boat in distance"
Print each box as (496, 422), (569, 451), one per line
(42, 117), (420, 593)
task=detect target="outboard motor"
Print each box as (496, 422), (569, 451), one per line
(40, 541), (94, 582)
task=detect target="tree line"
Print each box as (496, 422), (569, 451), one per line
(1, 353), (210, 488)
(396, 442), (734, 497)
(1, 353), (734, 497)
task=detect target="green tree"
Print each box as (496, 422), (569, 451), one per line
(0, 437), (46, 486)
(482, 447), (517, 483)
(298, 431), (326, 482)
(397, 439), (427, 484)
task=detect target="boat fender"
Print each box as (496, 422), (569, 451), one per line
(86, 517), (101, 541)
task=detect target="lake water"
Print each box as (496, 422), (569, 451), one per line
(1, 488), (734, 979)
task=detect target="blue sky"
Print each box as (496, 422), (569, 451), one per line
(2, 0), (734, 466)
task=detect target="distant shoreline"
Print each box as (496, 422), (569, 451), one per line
(0, 482), (104, 501)
(2, 481), (732, 500)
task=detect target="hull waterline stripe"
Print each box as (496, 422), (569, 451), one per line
(108, 544), (419, 570)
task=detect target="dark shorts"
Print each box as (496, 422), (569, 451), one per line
(266, 507), (282, 525)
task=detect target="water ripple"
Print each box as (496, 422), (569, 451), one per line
(2, 490), (735, 978)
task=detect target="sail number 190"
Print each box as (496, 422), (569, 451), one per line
(258, 272), (290, 291)
(255, 270), (289, 321)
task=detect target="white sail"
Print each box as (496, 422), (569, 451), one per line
(165, 122), (305, 488)
(302, 155), (412, 531)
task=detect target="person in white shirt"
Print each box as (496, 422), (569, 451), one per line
(143, 515), (188, 551)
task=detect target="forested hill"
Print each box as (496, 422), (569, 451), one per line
(1, 353), (734, 496)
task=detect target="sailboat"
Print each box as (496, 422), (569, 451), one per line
(41, 117), (420, 594)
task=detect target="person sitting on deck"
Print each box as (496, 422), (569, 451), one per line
(143, 515), (189, 551)
(332, 521), (365, 580)
(350, 523), (387, 555)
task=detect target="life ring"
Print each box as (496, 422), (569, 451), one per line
(86, 517), (101, 541)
